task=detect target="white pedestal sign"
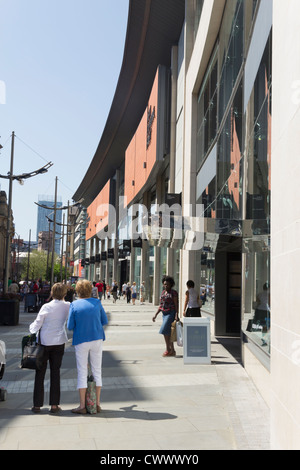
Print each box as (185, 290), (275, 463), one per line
(183, 317), (211, 364)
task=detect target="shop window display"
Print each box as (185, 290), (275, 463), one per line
(242, 35), (272, 354)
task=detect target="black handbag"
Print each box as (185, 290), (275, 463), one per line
(21, 332), (45, 370)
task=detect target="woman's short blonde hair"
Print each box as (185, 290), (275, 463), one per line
(76, 279), (92, 298)
(51, 282), (68, 300)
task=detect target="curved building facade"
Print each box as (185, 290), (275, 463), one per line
(73, 0), (300, 450)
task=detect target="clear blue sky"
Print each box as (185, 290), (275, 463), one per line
(0, 0), (129, 241)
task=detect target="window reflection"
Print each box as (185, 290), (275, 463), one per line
(243, 240), (270, 353)
(197, 47), (218, 170)
(245, 36), (272, 234)
(217, 83), (243, 221)
(219, 0), (244, 123)
(242, 34), (272, 353)
(198, 177), (216, 219)
(195, 246), (215, 316)
(194, 1), (272, 356)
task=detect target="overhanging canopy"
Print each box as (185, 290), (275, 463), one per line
(73, 0), (185, 207)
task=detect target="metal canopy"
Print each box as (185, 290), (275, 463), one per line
(73, 0), (185, 207)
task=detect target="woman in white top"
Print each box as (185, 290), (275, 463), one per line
(183, 280), (202, 317)
(29, 283), (70, 413)
(131, 282), (137, 305)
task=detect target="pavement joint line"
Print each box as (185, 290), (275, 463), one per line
(0, 300), (270, 450)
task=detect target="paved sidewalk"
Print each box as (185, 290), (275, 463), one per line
(0, 298), (270, 450)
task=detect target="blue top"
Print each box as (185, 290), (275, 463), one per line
(67, 297), (108, 346)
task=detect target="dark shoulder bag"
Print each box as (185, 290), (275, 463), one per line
(21, 331), (45, 370)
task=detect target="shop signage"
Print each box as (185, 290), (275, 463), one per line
(123, 240), (131, 251)
(133, 237), (143, 248)
(146, 105), (156, 149)
(107, 248), (114, 259)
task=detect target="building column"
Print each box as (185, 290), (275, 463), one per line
(140, 190), (149, 300)
(153, 174), (163, 305)
(167, 45), (179, 279)
(113, 170), (120, 282)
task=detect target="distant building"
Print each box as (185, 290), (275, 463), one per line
(37, 231), (52, 252)
(36, 195), (62, 254)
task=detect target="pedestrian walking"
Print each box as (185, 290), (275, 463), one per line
(91, 281), (98, 298)
(122, 282), (127, 299)
(131, 281), (137, 305)
(102, 280), (106, 299)
(183, 280), (202, 317)
(140, 281), (145, 304)
(106, 284), (111, 299)
(152, 276), (178, 357)
(95, 280), (104, 300)
(67, 279), (108, 414)
(65, 280), (75, 303)
(126, 282), (131, 303)
(8, 279), (19, 294)
(29, 282), (69, 413)
(111, 282), (118, 303)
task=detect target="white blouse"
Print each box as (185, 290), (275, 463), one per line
(29, 299), (70, 346)
(187, 288), (200, 308)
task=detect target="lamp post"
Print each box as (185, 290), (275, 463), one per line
(1, 132), (53, 294)
(46, 215), (72, 283)
(35, 186), (82, 287)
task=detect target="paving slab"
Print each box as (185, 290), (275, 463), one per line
(0, 298), (270, 452)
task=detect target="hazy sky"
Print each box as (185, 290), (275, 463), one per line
(0, 0), (129, 241)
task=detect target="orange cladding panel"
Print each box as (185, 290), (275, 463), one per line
(86, 180), (110, 240)
(124, 68), (159, 207)
(146, 69), (158, 180)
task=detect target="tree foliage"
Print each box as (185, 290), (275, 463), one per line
(20, 250), (68, 281)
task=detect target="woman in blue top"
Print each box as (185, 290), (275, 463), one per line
(67, 279), (108, 414)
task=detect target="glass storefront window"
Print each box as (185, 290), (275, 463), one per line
(219, 0), (244, 123)
(244, 0), (260, 53)
(197, 177), (216, 219)
(243, 238), (270, 354)
(195, 247), (215, 316)
(197, 47), (218, 170)
(242, 34), (272, 354)
(134, 247), (141, 293)
(245, 35), (271, 233)
(217, 83), (243, 223)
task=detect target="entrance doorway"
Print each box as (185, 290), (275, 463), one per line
(226, 252), (241, 334)
(215, 236), (242, 336)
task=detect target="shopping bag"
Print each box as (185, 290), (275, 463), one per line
(21, 334), (44, 370)
(85, 366), (97, 414)
(176, 321), (183, 347)
(170, 320), (177, 343)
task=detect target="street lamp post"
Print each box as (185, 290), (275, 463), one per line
(35, 188), (82, 287)
(46, 214), (73, 283)
(1, 132), (52, 293)
(50, 176), (58, 287)
(4, 131), (15, 292)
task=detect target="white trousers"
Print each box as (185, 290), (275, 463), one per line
(74, 339), (103, 389)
